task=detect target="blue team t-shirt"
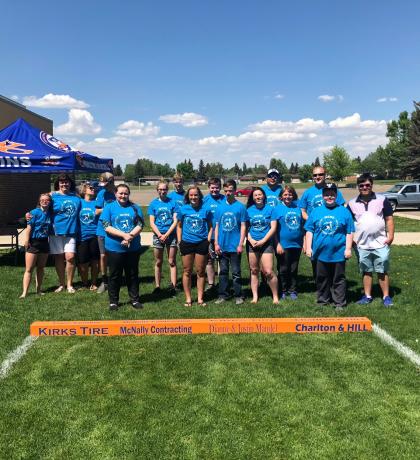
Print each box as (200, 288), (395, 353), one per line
(101, 201), (144, 253)
(304, 205), (355, 263)
(28, 208), (52, 239)
(96, 188), (116, 237)
(261, 184), (283, 207)
(51, 192), (81, 237)
(215, 200), (248, 252)
(147, 198), (177, 234)
(177, 204), (212, 243)
(203, 193), (225, 240)
(273, 202), (304, 249)
(299, 185), (345, 215)
(247, 204), (275, 241)
(79, 199), (99, 241)
(168, 190), (185, 211)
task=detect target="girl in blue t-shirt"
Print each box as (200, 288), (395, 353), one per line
(176, 186), (212, 307)
(148, 181), (178, 295)
(20, 193), (52, 298)
(77, 182), (100, 291)
(273, 186), (304, 300)
(246, 187), (279, 304)
(304, 183), (354, 309)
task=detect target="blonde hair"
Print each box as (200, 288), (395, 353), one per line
(173, 173), (184, 182)
(156, 180), (169, 191)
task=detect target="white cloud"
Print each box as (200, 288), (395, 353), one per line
(55, 109), (101, 135)
(159, 112), (208, 127)
(9, 95), (19, 101)
(116, 120), (160, 137)
(274, 93), (284, 100)
(328, 113), (386, 130)
(377, 97), (398, 103)
(249, 118), (326, 133)
(23, 93), (89, 109)
(318, 94), (344, 102)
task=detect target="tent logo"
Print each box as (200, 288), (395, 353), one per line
(0, 140), (33, 155)
(40, 132), (71, 152)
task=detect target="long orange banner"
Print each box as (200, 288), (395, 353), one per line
(30, 317), (371, 337)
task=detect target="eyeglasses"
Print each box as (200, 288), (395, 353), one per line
(358, 183), (372, 189)
(313, 173), (325, 178)
(87, 186), (95, 190)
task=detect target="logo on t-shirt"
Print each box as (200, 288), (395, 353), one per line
(80, 209), (95, 225)
(267, 196), (279, 207)
(157, 207), (171, 223)
(115, 214), (133, 232)
(310, 194), (324, 211)
(221, 212), (237, 232)
(319, 216), (339, 235)
(251, 214), (266, 231)
(61, 200), (77, 217)
(185, 215), (203, 234)
(285, 211), (300, 230)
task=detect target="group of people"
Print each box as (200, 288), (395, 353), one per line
(20, 166), (395, 311)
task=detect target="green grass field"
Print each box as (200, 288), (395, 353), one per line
(0, 247), (419, 459)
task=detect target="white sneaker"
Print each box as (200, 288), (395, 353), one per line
(97, 282), (108, 294)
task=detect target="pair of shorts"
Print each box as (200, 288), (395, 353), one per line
(77, 237), (100, 264)
(49, 235), (76, 254)
(246, 240), (274, 254)
(97, 236), (106, 255)
(358, 246), (390, 274)
(153, 233), (177, 249)
(179, 239), (209, 256)
(27, 238), (49, 254)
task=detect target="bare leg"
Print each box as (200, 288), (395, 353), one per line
(79, 263), (89, 286)
(261, 252), (279, 303)
(167, 245), (178, 287)
(378, 273), (390, 298)
(20, 252), (37, 298)
(182, 253), (194, 304)
(206, 257), (215, 286)
(153, 248), (164, 288)
(35, 253), (48, 294)
(195, 253), (207, 304)
(55, 253), (66, 289)
(248, 251), (260, 303)
(362, 272), (373, 297)
(65, 252), (76, 289)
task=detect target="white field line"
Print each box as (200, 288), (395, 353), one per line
(373, 323), (420, 368)
(0, 336), (38, 380)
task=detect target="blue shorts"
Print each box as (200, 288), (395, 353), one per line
(358, 246), (390, 274)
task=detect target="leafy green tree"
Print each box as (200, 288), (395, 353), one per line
(242, 162), (248, 175)
(233, 163), (241, 176)
(269, 158), (287, 176)
(298, 164), (313, 182)
(314, 157), (321, 167)
(113, 164), (123, 176)
(197, 159), (206, 180)
(323, 146), (352, 181)
(176, 159), (195, 179)
(405, 100), (420, 178)
(124, 164), (135, 182)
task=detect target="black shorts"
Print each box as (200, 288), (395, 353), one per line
(179, 239), (209, 256)
(246, 240), (274, 254)
(77, 237), (100, 264)
(27, 238), (49, 254)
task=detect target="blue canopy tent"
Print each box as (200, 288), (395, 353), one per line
(0, 118), (113, 174)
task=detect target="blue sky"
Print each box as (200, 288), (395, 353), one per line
(2, 0), (420, 168)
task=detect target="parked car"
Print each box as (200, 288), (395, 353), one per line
(234, 186), (254, 197)
(383, 182), (420, 211)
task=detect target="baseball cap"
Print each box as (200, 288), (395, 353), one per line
(322, 183), (338, 194)
(99, 172), (114, 187)
(267, 168), (280, 177)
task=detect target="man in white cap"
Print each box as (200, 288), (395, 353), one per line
(261, 169), (283, 207)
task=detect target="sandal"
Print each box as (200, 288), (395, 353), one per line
(54, 285), (64, 293)
(67, 286), (76, 294)
(184, 301), (193, 307)
(90, 285), (98, 291)
(198, 302), (207, 307)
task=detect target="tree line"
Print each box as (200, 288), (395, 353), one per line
(115, 101), (420, 183)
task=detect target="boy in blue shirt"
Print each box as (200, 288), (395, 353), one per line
(305, 183), (354, 310)
(214, 180), (247, 304)
(168, 173), (186, 211)
(261, 168), (283, 207)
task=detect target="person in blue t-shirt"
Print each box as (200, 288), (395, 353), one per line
(246, 187), (279, 304)
(20, 193), (52, 298)
(168, 173), (186, 211)
(148, 181), (178, 295)
(261, 168), (283, 207)
(214, 180), (247, 304)
(77, 182), (100, 291)
(101, 184), (144, 311)
(177, 186), (213, 307)
(273, 186), (304, 300)
(305, 183), (354, 310)
(95, 172), (116, 294)
(203, 177), (225, 292)
(49, 174), (81, 294)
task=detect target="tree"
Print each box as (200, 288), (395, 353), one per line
(113, 164), (123, 176)
(269, 158), (288, 176)
(298, 164), (313, 182)
(233, 163), (241, 177)
(314, 156), (321, 167)
(405, 100), (420, 178)
(242, 162), (248, 175)
(134, 159), (145, 179)
(176, 159), (195, 180)
(124, 164), (135, 182)
(289, 162), (295, 174)
(323, 146), (352, 181)
(197, 159), (206, 180)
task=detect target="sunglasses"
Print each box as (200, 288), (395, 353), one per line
(158, 189), (168, 192)
(313, 173), (325, 178)
(358, 183), (372, 189)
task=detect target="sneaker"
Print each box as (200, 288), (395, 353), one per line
(235, 297), (244, 305)
(132, 301), (144, 309)
(280, 292), (287, 300)
(67, 286), (76, 294)
(357, 295), (373, 305)
(97, 282), (108, 294)
(109, 303), (118, 311)
(215, 297), (226, 304)
(289, 292), (298, 300)
(335, 306), (346, 312)
(383, 296), (393, 307)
